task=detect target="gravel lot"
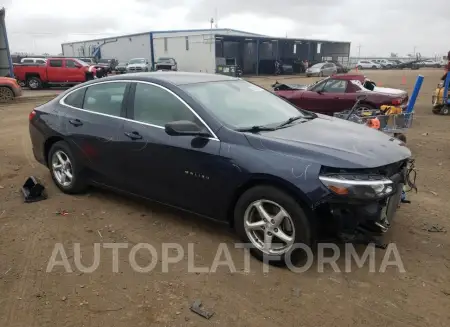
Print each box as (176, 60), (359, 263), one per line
(1, 69), (449, 327)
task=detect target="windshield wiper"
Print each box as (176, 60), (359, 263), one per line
(276, 116), (307, 128)
(236, 125), (276, 133)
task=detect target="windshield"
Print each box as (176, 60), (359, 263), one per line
(129, 58), (146, 64)
(118, 62), (127, 66)
(181, 80), (309, 129)
(158, 57), (174, 63)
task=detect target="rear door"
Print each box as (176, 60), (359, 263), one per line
(47, 59), (64, 82)
(60, 81), (131, 187)
(121, 81), (222, 216)
(64, 59), (85, 82)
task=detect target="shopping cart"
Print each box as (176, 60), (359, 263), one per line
(333, 75), (424, 142)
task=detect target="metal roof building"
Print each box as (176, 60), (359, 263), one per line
(61, 28), (351, 75)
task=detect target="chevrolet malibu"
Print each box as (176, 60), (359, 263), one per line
(29, 72), (412, 264)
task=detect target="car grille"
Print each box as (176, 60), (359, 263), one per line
(321, 159), (408, 179)
(128, 67), (143, 72)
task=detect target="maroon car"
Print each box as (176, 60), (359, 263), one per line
(274, 74), (408, 115)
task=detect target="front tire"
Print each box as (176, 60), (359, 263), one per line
(48, 141), (87, 194)
(234, 185), (312, 265)
(0, 86), (14, 103)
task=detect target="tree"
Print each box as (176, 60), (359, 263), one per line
(390, 53), (398, 58)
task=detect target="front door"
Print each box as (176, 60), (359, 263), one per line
(64, 59), (85, 82)
(60, 81), (131, 187)
(121, 82), (222, 217)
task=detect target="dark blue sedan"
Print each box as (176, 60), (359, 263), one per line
(29, 72), (412, 264)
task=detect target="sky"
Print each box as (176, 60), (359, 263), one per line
(2, 0), (449, 57)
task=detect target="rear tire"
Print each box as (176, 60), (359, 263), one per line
(234, 185), (312, 266)
(48, 141), (88, 194)
(27, 77), (42, 90)
(441, 106), (450, 115)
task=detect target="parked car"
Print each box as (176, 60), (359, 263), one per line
(327, 61), (349, 73)
(96, 58), (118, 73)
(372, 59), (397, 69)
(20, 57), (47, 65)
(14, 57), (92, 89)
(126, 58), (150, 72)
(155, 57), (178, 71)
(29, 72), (412, 264)
(273, 74), (409, 99)
(78, 58), (96, 65)
(114, 62), (128, 74)
(305, 62), (337, 77)
(274, 74), (408, 115)
(0, 77), (22, 103)
(420, 59), (442, 68)
(356, 60), (382, 70)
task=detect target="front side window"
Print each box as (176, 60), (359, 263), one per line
(321, 80), (348, 93)
(49, 60), (63, 67)
(132, 83), (198, 126)
(83, 82), (127, 117)
(181, 80), (309, 129)
(66, 60), (77, 68)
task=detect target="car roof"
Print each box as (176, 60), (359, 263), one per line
(103, 72), (239, 85)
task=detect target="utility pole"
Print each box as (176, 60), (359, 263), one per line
(413, 46), (417, 57)
(214, 8), (218, 28)
(357, 44), (362, 59)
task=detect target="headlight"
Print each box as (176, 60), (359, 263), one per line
(319, 174), (394, 199)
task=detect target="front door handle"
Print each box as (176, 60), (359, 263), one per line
(69, 119), (83, 127)
(124, 131), (142, 140)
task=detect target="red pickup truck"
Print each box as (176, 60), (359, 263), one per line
(14, 58), (94, 89)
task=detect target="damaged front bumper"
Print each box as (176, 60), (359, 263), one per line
(317, 159), (416, 248)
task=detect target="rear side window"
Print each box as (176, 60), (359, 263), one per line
(49, 60), (63, 67)
(22, 59), (33, 63)
(63, 88), (86, 108)
(36, 60), (46, 64)
(83, 82), (127, 117)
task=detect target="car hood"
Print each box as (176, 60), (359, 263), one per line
(244, 114), (411, 169)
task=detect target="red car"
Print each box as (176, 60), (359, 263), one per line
(14, 58), (93, 90)
(274, 74), (409, 115)
(0, 77), (22, 103)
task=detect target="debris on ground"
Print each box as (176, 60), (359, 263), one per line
(430, 191), (438, 196)
(423, 224), (447, 233)
(442, 290), (450, 296)
(55, 210), (70, 216)
(190, 300), (214, 319)
(61, 296), (67, 301)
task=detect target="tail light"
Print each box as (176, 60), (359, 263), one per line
(29, 110), (36, 121)
(391, 98), (403, 106)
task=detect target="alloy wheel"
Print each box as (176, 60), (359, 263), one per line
(0, 87), (14, 103)
(51, 150), (74, 187)
(244, 199), (295, 255)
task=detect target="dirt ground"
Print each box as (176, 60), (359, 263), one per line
(1, 69), (449, 327)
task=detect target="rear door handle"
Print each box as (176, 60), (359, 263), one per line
(124, 131), (142, 140)
(69, 119), (83, 127)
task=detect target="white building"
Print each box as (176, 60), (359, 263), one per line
(61, 28), (263, 74)
(61, 28), (350, 75)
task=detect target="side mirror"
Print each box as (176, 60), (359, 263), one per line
(165, 120), (210, 137)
